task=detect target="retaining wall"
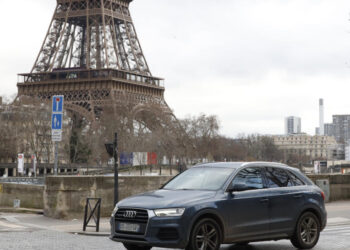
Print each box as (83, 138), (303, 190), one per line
(44, 176), (172, 219)
(0, 182), (44, 209)
(308, 174), (350, 202)
(2, 174), (350, 220)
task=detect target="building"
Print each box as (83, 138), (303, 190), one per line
(332, 115), (350, 143)
(319, 99), (324, 135)
(324, 123), (335, 137)
(284, 116), (301, 135)
(272, 134), (338, 161)
(345, 145), (350, 161)
(316, 123), (335, 136)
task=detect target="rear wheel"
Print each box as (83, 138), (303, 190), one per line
(123, 243), (152, 250)
(291, 212), (320, 249)
(235, 242), (249, 246)
(186, 218), (222, 250)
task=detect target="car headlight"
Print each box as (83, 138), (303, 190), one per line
(154, 208), (185, 217)
(111, 205), (119, 217)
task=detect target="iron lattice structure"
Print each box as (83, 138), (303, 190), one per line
(17, 0), (170, 122)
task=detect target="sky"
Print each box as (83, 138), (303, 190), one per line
(1, 0), (350, 137)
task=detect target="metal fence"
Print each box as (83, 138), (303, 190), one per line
(0, 177), (45, 185)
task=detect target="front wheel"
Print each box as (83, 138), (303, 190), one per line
(123, 243), (152, 250)
(186, 218), (222, 250)
(291, 212), (320, 249)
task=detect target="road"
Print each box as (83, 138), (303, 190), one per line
(0, 201), (350, 249)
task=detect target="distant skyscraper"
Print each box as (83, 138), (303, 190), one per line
(285, 116), (301, 135)
(333, 115), (350, 143)
(324, 123), (335, 137)
(319, 99), (324, 136)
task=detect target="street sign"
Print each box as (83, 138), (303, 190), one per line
(51, 95), (64, 175)
(52, 95), (64, 113)
(52, 130), (62, 142)
(51, 113), (63, 130)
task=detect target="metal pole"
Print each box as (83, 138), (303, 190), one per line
(114, 133), (119, 206)
(54, 141), (58, 175)
(33, 156), (37, 178)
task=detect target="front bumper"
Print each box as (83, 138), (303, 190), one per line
(110, 210), (190, 249)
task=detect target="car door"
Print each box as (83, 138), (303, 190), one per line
(225, 167), (270, 240)
(264, 167), (306, 235)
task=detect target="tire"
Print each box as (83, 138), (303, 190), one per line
(123, 243), (152, 250)
(291, 212), (320, 249)
(235, 242), (249, 246)
(186, 218), (222, 250)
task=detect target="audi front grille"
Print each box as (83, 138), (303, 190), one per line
(115, 208), (149, 235)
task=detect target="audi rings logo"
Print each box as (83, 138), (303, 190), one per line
(123, 210), (137, 218)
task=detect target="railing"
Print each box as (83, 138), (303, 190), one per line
(0, 177), (45, 185)
(18, 69), (164, 87)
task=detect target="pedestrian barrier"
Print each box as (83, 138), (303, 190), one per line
(83, 198), (101, 232)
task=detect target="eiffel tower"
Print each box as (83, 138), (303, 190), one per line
(17, 0), (170, 124)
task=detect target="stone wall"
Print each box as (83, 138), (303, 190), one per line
(0, 183), (44, 209)
(2, 174), (350, 220)
(44, 176), (172, 219)
(308, 174), (350, 202)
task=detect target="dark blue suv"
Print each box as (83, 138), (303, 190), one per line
(110, 162), (327, 250)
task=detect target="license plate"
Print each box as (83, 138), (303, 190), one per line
(118, 222), (140, 232)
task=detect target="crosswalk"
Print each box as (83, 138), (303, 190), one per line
(323, 224), (350, 236)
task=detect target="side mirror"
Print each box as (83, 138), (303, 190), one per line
(228, 183), (249, 192)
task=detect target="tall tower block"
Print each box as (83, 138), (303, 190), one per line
(17, 0), (171, 123)
(319, 99), (324, 136)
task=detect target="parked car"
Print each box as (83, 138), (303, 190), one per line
(110, 162), (327, 250)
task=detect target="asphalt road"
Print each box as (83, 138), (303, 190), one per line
(0, 201), (350, 249)
(1, 227), (350, 250)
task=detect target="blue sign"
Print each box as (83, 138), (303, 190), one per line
(52, 114), (63, 130)
(120, 153), (133, 165)
(52, 95), (64, 113)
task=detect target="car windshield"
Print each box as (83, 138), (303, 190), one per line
(163, 167), (235, 191)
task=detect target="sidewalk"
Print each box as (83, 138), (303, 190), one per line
(1, 200), (350, 237)
(0, 211), (111, 236)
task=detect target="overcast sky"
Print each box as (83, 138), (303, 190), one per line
(1, 0), (350, 137)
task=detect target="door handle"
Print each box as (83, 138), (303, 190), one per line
(293, 194), (303, 199)
(260, 198), (269, 203)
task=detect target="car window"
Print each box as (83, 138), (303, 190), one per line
(163, 167), (234, 191)
(265, 167), (293, 188)
(231, 167), (264, 190)
(288, 171), (305, 186)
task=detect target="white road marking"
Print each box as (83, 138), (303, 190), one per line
(327, 217), (350, 224)
(0, 220), (26, 229)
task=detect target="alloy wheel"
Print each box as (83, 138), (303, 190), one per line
(300, 216), (318, 245)
(195, 222), (219, 250)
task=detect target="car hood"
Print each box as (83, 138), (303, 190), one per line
(117, 189), (217, 209)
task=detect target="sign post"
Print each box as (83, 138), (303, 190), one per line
(51, 95), (64, 175)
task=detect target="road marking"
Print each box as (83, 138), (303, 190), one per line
(323, 224), (350, 237)
(0, 220), (26, 229)
(327, 217), (350, 224)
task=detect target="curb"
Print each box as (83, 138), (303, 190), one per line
(70, 231), (110, 237)
(0, 207), (44, 215)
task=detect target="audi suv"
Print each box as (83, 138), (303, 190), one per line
(110, 162), (327, 250)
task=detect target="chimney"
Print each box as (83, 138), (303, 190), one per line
(319, 99), (324, 135)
